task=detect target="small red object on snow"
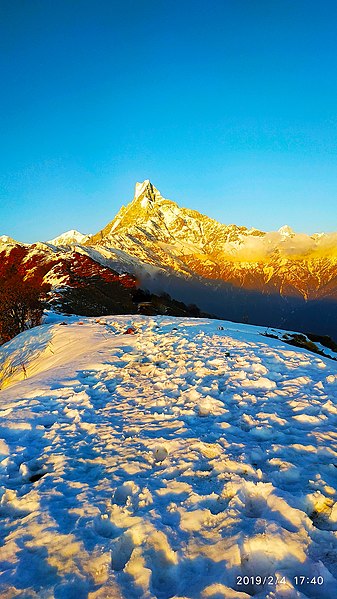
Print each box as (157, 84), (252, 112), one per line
(123, 327), (137, 335)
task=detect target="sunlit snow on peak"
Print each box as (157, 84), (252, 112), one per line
(135, 179), (151, 199)
(134, 180), (162, 203)
(0, 234), (18, 245)
(47, 229), (91, 246)
(278, 224), (295, 238)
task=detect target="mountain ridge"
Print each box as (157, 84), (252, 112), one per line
(87, 180), (253, 251)
(84, 180), (337, 302)
(1, 180), (337, 338)
(47, 229), (91, 246)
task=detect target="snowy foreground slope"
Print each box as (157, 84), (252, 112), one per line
(1, 316), (337, 598)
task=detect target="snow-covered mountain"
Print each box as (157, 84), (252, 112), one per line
(1, 314), (337, 598)
(85, 180), (337, 338)
(0, 240), (139, 318)
(87, 180), (337, 303)
(1, 180), (337, 337)
(47, 229), (91, 246)
(0, 240), (206, 320)
(89, 179), (256, 264)
(278, 224), (295, 238)
(0, 234), (19, 246)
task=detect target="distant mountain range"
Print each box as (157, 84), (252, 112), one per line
(1, 180), (337, 338)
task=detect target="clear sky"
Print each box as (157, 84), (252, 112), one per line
(1, 0), (337, 242)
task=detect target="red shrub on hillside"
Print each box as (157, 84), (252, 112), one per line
(0, 271), (50, 343)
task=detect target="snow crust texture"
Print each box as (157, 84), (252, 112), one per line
(1, 316), (337, 598)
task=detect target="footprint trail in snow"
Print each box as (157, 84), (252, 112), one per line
(0, 315), (337, 598)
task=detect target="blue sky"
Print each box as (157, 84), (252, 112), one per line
(1, 0), (337, 242)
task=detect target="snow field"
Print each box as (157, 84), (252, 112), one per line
(0, 315), (337, 598)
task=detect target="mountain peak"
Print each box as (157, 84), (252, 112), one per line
(134, 180), (162, 206)
(278, 225), (295, 238)
(87, 180), (251, 253)
(0, 234), (18, 245)
(135, 179), (151, 198)
(48, 229), (91, 246)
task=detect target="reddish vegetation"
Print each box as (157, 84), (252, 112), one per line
(0, 245), (138, 337)
(0, 246), (136, 291)
(0, 270), (50, 343)
(49, 251), (136, 289)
